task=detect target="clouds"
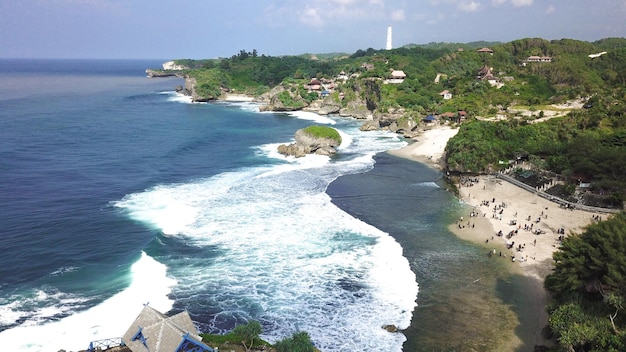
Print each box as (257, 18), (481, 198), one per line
(458, 1), (481, 12)
(264, 0), (408, 27)
(391, 9), (406, 21)
(432, 0), (535, 14)
(492, 0), (533, 6)
(266, 0), (548, 29)
(511, 0), (534, 6)
(299, 5), (325, 27)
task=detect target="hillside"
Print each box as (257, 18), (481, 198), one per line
(156, 37), (626, 208)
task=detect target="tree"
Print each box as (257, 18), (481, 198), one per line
(545, 212), (626, 351)
(546, 212), (626, 298)
(233, 320), (262, 352)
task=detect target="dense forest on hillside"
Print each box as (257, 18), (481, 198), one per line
(167, 37), (626, 207)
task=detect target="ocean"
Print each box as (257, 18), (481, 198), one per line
(0, 59), (526, 352)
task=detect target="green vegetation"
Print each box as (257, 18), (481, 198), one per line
(233, 320), (262, 352)
(273, 331), (316, 352)
(445, 99), (626, 206)
(200, 320), (318, 352)
(303, 125), (342, 145)
(545, 212), (626, 351)
(276, 90), (307, 110)
(191, 68), (229, 99)
(178, 50), (337, 95)
(201, 321), (270, 351)
(173, 38), (626, 114)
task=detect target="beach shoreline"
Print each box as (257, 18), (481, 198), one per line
(219, 93), (256, 102)
(388, 124), (459, 170)
(389, 124), (606, 349)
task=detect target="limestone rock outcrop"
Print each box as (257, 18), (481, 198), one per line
(259, 86), (308, 112)
(145, 69), (178, 78)
(317, 96), (342, 115)
(339, 97), (371, 120)
(177, 77), (212, 102)
(278, 128), (341, 157)
(162, 61), (189, 71)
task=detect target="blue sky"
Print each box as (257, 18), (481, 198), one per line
(1, 0), (625, 59)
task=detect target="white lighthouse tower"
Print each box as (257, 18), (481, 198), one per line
(385, 26), (392, 50)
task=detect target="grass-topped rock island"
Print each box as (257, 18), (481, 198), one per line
(277, 125), (342, 158)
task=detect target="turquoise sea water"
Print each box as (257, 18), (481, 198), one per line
(0, 59), (531, 352)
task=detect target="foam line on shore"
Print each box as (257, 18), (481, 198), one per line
(0, 252), (175, 352)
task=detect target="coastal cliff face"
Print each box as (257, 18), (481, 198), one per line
(162, 60), (189, 71)
(277, 128), (341, 157)
(178, 77), (212, 102)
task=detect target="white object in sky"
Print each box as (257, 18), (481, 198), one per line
(386, 26), (392, 50)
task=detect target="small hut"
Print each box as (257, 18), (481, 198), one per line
(423, 115), (437, 123)
(122, 304), (214, 352)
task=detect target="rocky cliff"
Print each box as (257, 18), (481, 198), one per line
(175, 77), (213, 102)
(145, 69), (180, 78)
(162, 60), (189, 71)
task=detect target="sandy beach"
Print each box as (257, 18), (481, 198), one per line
(388, 125), (459, 168)
(390, 124), (606, 349)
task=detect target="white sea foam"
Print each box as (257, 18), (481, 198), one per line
(161, 91), (193, 104)
(225, 101), (261, 113)
(0, 289), (88, 328)
(116, 186), (200, 235)
(286, 110), (337, 125)
(413, 181), (440, 188)
(254, 142), (289, 160)
(111, 124), (416, 352)
(0, 252), (175, 352)
(49, 266), (79, 276)
(0, 301), (26, 326)
(336, 128), (353, 149)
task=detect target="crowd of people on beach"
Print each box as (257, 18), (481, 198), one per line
(457, 177), (574, 264)
(456, 173), (611, 271)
